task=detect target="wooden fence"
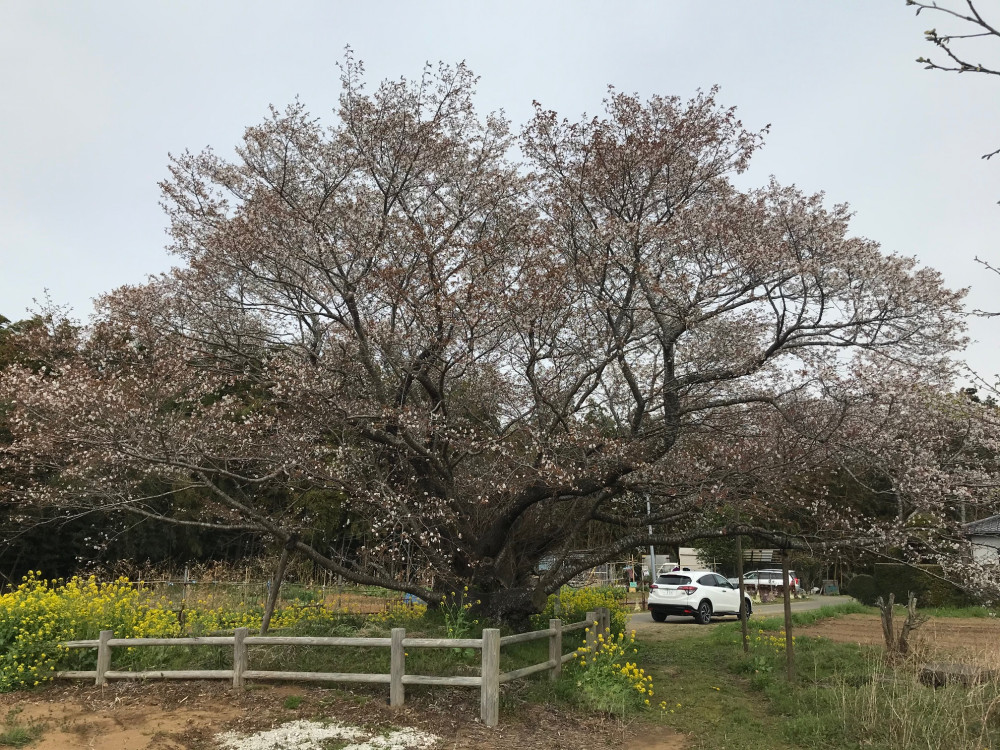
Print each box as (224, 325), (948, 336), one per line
(58, 607), (612, 727)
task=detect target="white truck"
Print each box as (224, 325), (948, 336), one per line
(728, 569), (801, 592)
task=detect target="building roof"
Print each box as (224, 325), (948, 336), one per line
(963, 515), (1000, 536)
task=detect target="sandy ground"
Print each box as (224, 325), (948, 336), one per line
(2, 684), (241, 749)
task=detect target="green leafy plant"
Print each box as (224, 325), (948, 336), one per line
(0, 572), (179, 691)
(281, 585), (320, 604)
(566, 629), (659, 717)
(441, 586), (479, 658)
(532, 586), (630, 633)
(0, 709), (43, 747)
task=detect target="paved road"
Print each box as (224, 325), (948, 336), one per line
(628, 594), (855, 628)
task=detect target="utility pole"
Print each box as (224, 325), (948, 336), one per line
(646, 496), (656, 583)
(782, 549), (795, 682)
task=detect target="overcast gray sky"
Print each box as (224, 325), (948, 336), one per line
(1, 1), (998, 381)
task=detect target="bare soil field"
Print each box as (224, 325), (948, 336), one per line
(319, 591), (395, 613)
(799, 613), (1000, 657)
(0, 679), (681, 750)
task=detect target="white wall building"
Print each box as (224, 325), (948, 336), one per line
(964, 515), (1000, 564)
(642, 547), (702, 575)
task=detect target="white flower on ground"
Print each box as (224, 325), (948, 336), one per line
(216, 719), (439, 750)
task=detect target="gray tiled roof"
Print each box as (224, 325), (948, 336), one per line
(963, 515), (1000, 536)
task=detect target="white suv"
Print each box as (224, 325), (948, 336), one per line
(648, 570), (752, 624)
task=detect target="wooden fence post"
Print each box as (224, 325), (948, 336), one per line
(598, 607), (610, 642)
(233, 627), (248, 688)
(549, 619), (562, 680)
(95, 630), (113, 686)
(585, 611), (597, 653)
(390, 628), (406, 707)
(480, 628), (501, 727)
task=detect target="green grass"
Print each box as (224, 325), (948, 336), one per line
(281, 584), (322, 604)
(626, 609), (1000, 750)
(0, 726), (39, 748)
(915, 604), (995, 618)
(752, 601), (870, 630)
(0, 710), (42, 748)
(640, 629), (804, 749)
(753, 601), (998, 629)
(360, 585), (395, 598)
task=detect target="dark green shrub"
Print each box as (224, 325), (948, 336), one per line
(281, 584), (320, 604)
(873, 564), (972, 608)
(846, 574), (879, 606)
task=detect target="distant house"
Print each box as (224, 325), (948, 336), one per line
(642, 547), (782, 576)
(963, 515), (1000, 564)
(642, 547), (705, 575)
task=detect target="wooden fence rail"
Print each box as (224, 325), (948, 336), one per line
(57, 607), (612, 727)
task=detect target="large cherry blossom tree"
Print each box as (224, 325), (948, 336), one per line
(1, 60), (992, 620)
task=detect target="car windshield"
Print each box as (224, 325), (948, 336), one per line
(656, 575), (691, 585)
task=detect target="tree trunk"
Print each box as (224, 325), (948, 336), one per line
(261, 544), (293, 635)
(897, 592), (927, 656)
(877, 592), (897, 655)
(474, 585), (549, 631)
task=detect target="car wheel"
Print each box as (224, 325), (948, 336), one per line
(740, 599), (752, 620)
(651, 611), (667, 623)
(695, 600), (712, 625)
